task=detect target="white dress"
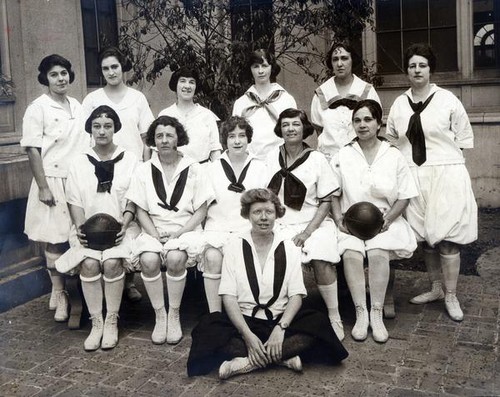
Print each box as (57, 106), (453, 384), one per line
(55, 147), (139, 273)
(197, 151), (268, 266)
(232, 83), (296, 160)
(310, 75), (380, 160)
(219, 231), (307, 320)
(331, 140), (418, 258)
(158, 104), (222, 162)
(386, 84), (477, 246)
(21, 94), (90, 244)
(265, 147), (341, 264)
(126, 152), (212, 268)
(82, 87), (155, 159)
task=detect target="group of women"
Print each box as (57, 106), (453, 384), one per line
(21, 40), (477, 379)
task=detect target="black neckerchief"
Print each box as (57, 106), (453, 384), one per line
(242, 238), (287, 321)
(267, 145), (313, 211)
(151, 163), (189, 212)
(86, 151), (125, 193)
(220, 158), (252, 193)
(328, 97), (359, 110)
(406, 93), (435, 166)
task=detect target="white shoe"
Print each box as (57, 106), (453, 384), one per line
(445, 293), (464, 322)
(54, 290), (69, 322)
(410, 282), (444, 304)
(101, 313), (119, 349)
(329, 316), (345, 341)
(84, 314), (104, 351)
(280, 356), (302, 372)
(219, 357), (258, 380)
(351, 305), (369, 341)
(370, 305), (389, 343)
(49, 287), (57, 311)
(152, 307), (167, 345)
(167, 307), (182, 345)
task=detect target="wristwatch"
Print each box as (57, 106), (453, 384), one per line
(277, 321), (289, 330)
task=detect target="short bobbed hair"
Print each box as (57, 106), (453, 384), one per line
(326, 40), (361, 70)
(247, 49), (281, 82)
(221, 116), (253, 145)
(274, 108), (315, 139)
(352, 99), (383, 125)
(98, 47), (132, 73)
(404, 43), (436, 73)
(85, 105), (122, 134)
(37, 54), (75, 86)
(169, 67), (201, 94)
(240, 188), (286, 219)
(145, 116), (189, 147)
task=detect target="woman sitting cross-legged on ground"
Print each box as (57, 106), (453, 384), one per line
(265, 108), (344, 340)
(201, 116), (267, 313)
(187, 188), (348, 379)
(55, 106), (139, 351)
(126, 116), (211, 345)
(331, 100), (418, 343)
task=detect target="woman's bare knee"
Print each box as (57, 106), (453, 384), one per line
(80, 258), (101, 278)
(103, 258), (123, 279)
(166, 250), (188, 276)
(140, 252), (161, 277)
(204, 248), (222, 274)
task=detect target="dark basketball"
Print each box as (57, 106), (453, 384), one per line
(344, 202), (384, 240)
(81, 213), (121, 250)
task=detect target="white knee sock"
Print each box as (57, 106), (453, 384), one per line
(141, 273), (165, 310)
(317, 282), (340, 319)
(367, 251), (390, 307)
(80, 274), (103, 316)
(441, 252), (460, 294)
(166, 271), (187, 310)
(203, 272), (222, 313)
(46, 251), (65, 291)
(343, 250), (366, 307)
(103, 272), (125, 314)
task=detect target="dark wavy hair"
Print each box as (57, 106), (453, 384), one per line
(37, 54), (75, 86)
(221, 116), (253, 145)
(98, 47), (132, 73)
(240, 188), (286, 219)
(169, 67), (201, 94)
(85, 105), (122, 134)
(404, 43), (437, 73)
(145, 116), (189, 147)
(274, 108), (315, 139)
(325, 40), (361, 71)
(352, 99), (383, 125)
(246, 49), (281, 82)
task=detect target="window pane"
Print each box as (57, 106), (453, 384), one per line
(430, 28), (458, 71)
(377, 32), (403, 74)
(473, 0), (500, 69)
(402, 0), (428, 30)
(403, 29), (429, 51)
(376, 0), (401, 31)
(430, 0), (456, 27)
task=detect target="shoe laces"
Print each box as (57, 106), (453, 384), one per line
(89, 315), (104, 328)
(155, 307), (167, 320)
(105, 313), (119, 326)
(355, 305), (367, 317)
(371, 306), (384, 325)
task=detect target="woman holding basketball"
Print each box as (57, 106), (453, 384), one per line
(386, 43), (477, 322)
(331, 99), (417, 343)
(126, 116), (211, 345)
(158, 67), (222, 163)
(21, 54), (90, 322)
(265, 108), (344, 340)
(55, 106), (139, 351)
(82, 47), (155, 302)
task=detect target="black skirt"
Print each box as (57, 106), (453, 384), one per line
(187, 309), (348, 376)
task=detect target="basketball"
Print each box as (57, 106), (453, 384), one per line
(81, 213), (122, 250)
(344, 202), (384, 240)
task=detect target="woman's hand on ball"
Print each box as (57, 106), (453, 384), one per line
(338, 217), (350, 234)
(76, 226), (88, 247)
(381, 216), (393, 233)
(115, 224), (126, 245)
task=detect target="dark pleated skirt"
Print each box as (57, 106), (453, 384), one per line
(187, 309), (348, 376)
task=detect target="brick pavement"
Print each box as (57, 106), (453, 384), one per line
(1, 248), (499, 397)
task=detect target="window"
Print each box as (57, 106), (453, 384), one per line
(376, 0), (457, 74)
(80, 0), (118, 86)
(473, 0), (500, 69)
(230, 0), (274, 50)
